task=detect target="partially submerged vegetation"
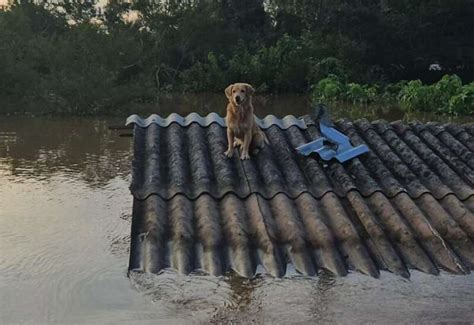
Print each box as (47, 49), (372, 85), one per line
(0, 0), (473, 116)
(312, 73), (474, 115)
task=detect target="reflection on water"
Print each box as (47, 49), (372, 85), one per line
(0, 99), (473, 324)
(0, 117), (155, 324)
(0, 117), (132, 186)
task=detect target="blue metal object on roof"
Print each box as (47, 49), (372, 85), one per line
(296, 104), (369, 163)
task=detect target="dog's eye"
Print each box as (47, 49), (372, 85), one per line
(233, 90), (236, 93)
(242, 89), (245, 93)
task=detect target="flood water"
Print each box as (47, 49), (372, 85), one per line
(1, 96), (474, 324)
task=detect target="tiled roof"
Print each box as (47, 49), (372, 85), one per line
(127, 113), (474, 278)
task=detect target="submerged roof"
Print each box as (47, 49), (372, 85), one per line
(127, 113), (474, 278)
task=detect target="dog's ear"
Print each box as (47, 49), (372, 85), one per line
(225, 84), (234, 99)
(245, 84), (255, 96)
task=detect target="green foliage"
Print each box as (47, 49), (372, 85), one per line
(0, 2), (154, 115)
(398, 75), (474, 115)
(312, 58), (348, 83)
(311, 76), (380, 105)
(398, 80), (434, 112)
(346, 83), (370, 104)
(178, 33), (341, 93)
(448, 83), (474, 115)
(311, 74), (473, 115)
(311, 75), (345, 102)
(0, 1), (473, 116)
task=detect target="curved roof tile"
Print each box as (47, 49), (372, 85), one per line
(126, 113), (308, 130)
(127, 113), (474, 278)
(128, 114), (473, 201)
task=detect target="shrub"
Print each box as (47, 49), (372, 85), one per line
(312, 57), (348, 83)
(311, 74), (345, 102)
(398, 75), (473, 115)
(312, 77), (380, 105)
(398, 80), (435, 112)
(448, 82), (474, 115)
(179, 33), (323, 93)
(179, 52), (228, 92)
(310, 74), (472, 116)
(384, 80), (407, 97)
(345, 83), (380, 104)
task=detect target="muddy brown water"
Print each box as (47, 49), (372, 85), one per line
(1, 96), (474, 324)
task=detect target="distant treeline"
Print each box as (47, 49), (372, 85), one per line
(1, 0), (473, 115)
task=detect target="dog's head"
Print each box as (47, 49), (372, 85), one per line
(225, 83), (255, 107)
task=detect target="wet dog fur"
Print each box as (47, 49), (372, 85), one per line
(224, 83), (267, 160)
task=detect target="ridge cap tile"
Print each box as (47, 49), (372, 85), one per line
(127, 113), (308, 129)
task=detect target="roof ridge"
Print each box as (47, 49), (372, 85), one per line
(127, 113), (473, 129)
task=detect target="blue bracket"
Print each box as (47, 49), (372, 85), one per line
(295, 104), (369, 163)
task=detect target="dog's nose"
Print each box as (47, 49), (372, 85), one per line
(235, 95), (241, 103)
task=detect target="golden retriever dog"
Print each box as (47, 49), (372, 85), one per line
(224, 83), (267, 160)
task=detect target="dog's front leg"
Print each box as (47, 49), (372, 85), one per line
(240, 131), (251, 160)
(224, 128), (235, 158)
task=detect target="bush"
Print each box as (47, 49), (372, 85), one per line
(448, 83), (474, 115)
(311, 75), (345, 102)
(179, 33), (328, 93)
(310, 74), (473, 115)
(312, 57), (348, 83)
(398, 75), (473, 115)
(384, 81), (407, 97)
(311, 76), (379, 104)
(398, 80), (435, 112)
(345, 83), (379, 104)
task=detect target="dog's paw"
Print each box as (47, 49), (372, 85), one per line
(240, 152), (250, 160)
(224, 149), (234, 158)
